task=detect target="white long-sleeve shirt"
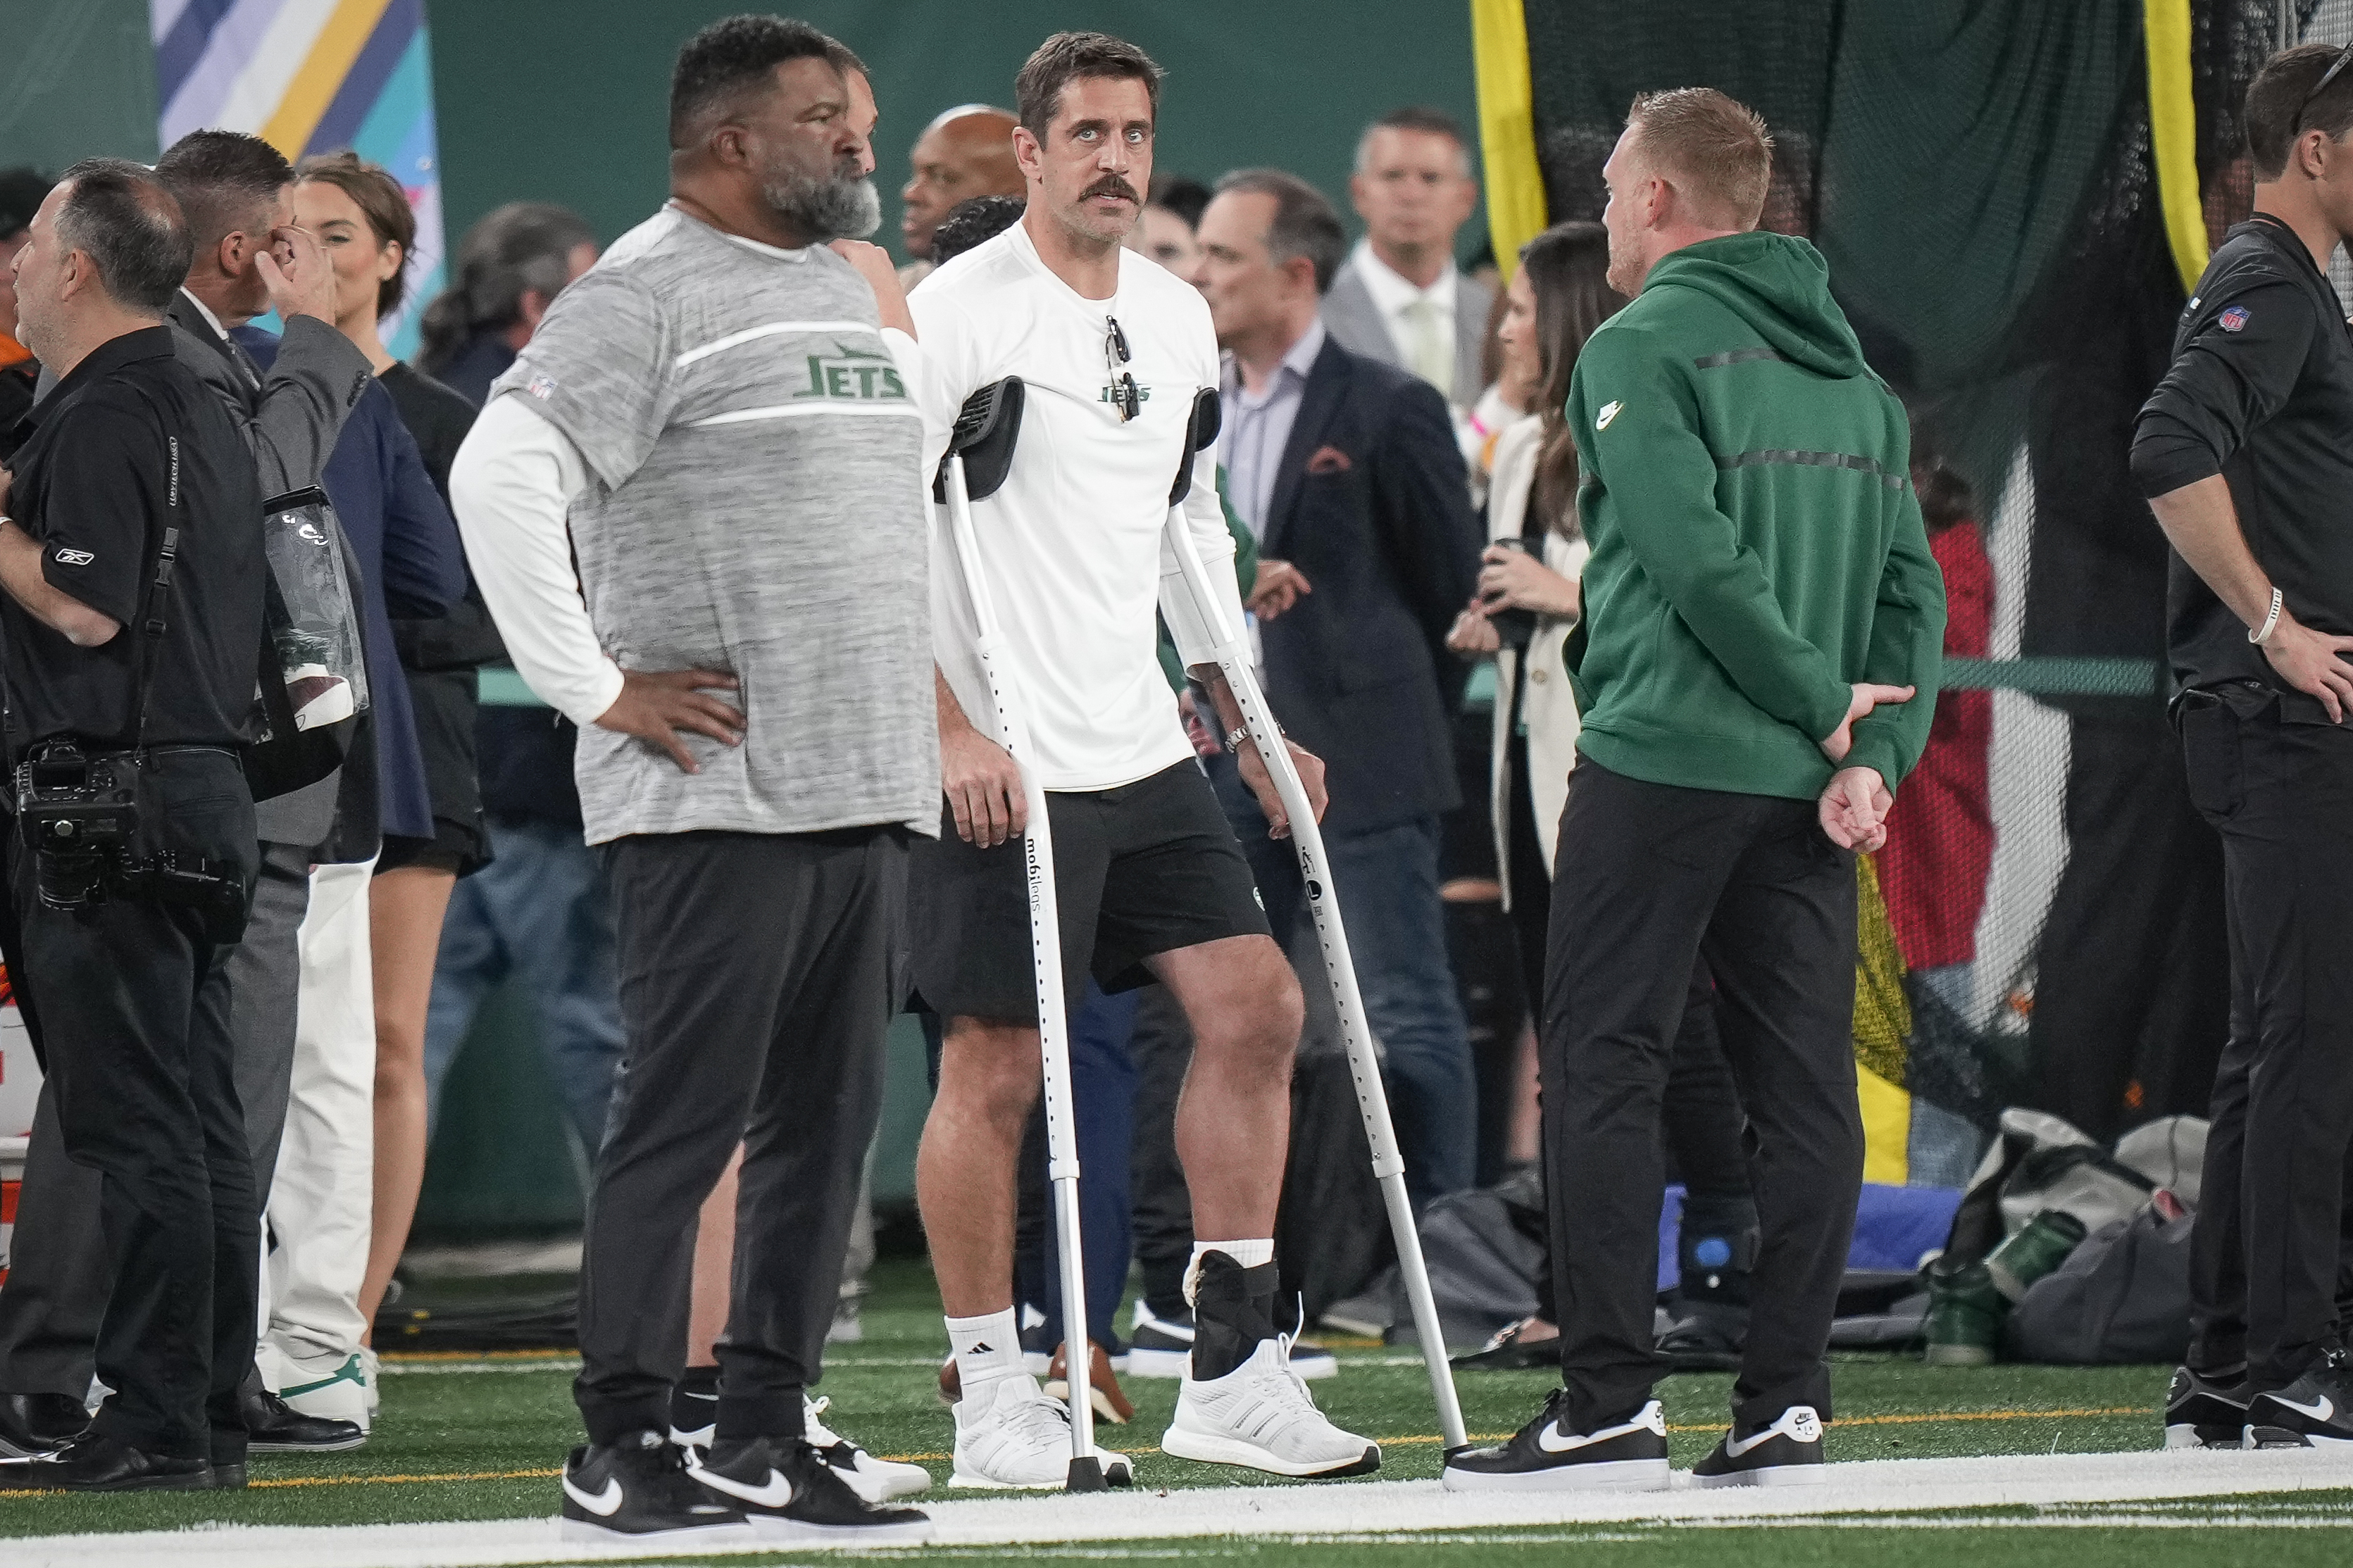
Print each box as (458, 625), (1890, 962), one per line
(905, 220), (1245, 791)
(447, 394), (616, 726)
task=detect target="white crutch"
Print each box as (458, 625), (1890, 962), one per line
(932, 377), (1115, 1491)
(1157, 388), (1471, 1455)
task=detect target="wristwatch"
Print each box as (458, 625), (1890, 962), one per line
(1225, 724), (1283, 755)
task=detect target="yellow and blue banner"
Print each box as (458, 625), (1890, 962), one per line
(152, 0), (445, 357)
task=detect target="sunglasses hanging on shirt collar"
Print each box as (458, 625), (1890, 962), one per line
(1105, 315), (1140, 422)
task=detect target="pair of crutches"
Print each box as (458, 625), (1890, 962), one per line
(932, 378), (1468, 1492)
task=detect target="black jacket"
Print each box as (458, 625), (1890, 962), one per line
(1256, 337), (1482, 836)
(2132, 215), (2353, 707)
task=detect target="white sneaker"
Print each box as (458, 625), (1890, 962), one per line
(1161, 1336), (1379, 1478)
(275, 1349), (371, 1432)
(805, 1394), (930, 1501)
(362, 1347), (380, 1421)
(949, 1372), (1132, 1489)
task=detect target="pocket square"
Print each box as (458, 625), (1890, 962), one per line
(1306, 445), (1353, 475)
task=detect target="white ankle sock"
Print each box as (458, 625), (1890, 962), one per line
(1184, 1238), (1275, 1303)
(947, 1308), (1023, 1394)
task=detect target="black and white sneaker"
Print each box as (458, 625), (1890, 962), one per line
(2164, 1365), (2252, 1450)
(1692, 1405), (1825, 1486)
(2245, 1348), (2353, 1449)
(689, 1434), (932, 1545)
(559, 1430), (747, 1543)
(1128, 1300), (1197, 1379)
(1442, 1391), (1669, 1492)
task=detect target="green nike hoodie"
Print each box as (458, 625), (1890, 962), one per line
(1564, 230), (1945, 801)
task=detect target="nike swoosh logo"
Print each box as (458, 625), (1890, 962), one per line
(680, 1391), (718, 1403)
(2272, 1393), (2336, 1423)
(561, 1475), (623, 1517)
(1727, 1407), (1822, 1456)
(692, 1466), (793, 1508)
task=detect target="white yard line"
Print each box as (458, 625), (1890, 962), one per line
(7, 1450), (2353, 1565)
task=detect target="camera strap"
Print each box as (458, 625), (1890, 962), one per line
(119, 382), (183, 759)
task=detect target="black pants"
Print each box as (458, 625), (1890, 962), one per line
(2030, 700), (2230, 1141)
(1504, 749), (1753, 1326)
(2179, 688), (2353, 1389)
(8, 749), (260, 1461)
(1127, 983), (1196, 1319)
(575, 827), (906, 1445)
(1542, 761), (1858, 1431)
(0, 841), (308, 1404)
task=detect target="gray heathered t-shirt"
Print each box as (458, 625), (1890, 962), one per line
(493, 207), (937, 845)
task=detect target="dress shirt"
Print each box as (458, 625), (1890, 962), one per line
(1350, 239), (1459, 392)
(1218, 317), (1325, 541)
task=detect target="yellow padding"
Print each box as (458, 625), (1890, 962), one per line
(1471, 0), (1549, 279)
(2145, 0), (2209, 296)
(1857, 1061), (1911, 1187)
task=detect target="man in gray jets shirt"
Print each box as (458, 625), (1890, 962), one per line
(451, 16), (935, 1549)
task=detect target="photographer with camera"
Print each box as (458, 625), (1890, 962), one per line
(0, 161), (268, 1491)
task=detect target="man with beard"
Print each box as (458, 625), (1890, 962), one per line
(449, 14), (935, 1546)
(905, 31), (1378, 1488)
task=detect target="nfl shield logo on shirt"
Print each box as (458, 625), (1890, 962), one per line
(526, 374), (558, 400)
(2218, 306), (2249, 333)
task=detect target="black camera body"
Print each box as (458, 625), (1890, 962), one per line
(16, 744), (142, 913)
(14, 743), (246, 936)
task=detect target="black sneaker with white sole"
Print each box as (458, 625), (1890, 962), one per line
(559, 1430), (747, 1543)
(1128, 1301), (1195, 1379)
(2164, 1365), (2252, 1450)
(1692, 1405), (1825, 1486)
(689, 1434), (932, 1544)
(2245, 1348), (2353, 1448)
(1442, 1391), (1669, 1492)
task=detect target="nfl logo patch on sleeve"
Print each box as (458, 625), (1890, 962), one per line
(527, 374), (558, 400)
(2218, 306), (2249, 332)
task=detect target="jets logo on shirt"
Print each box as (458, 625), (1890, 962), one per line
(53, 548), (94, 567)
(2218, 306), (2250, 333)
(1596, 400), (1623, 431)
(795, 344), (907, 401)
(1099, 382), (1151, 406)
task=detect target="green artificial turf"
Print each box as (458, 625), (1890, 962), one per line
(0, 1255), (2282, 1562)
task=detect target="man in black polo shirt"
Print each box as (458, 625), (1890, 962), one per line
(0, 159), (266, 1490)
(2131, 42), (2353, 1451)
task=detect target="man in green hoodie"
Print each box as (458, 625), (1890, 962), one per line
(1444, 88), (1944, 1495)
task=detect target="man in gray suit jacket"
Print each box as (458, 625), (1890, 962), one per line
(1320, 107), (1493, 410)
(0, 130), (370, 1459)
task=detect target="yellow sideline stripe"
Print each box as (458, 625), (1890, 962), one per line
(2144, 0), (2209, 295)
(1471, 0), (1548, 279)
(258, 0), (396, 161)
(0, 1406), (2151, 1494)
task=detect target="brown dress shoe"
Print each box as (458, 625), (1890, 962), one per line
(1043, 1342), (1135, 1424)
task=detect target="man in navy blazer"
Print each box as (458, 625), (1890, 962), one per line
(1197, 169), (1485, 1211)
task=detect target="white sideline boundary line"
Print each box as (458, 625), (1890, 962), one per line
(7, 1450), (2353, 1565)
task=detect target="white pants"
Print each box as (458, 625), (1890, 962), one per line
(257, 857), (377, 1375)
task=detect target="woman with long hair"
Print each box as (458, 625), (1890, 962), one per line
(292, 153), (499, 1409)
(1447, 223), (1757, 1370)
(416, 202), (598, 406)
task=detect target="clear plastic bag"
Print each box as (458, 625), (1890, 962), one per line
(260, 487), (368, 731)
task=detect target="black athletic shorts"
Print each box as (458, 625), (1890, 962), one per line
(909, 759), (1271, 1024)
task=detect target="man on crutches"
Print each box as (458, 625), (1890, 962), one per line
(906, 31), (1378, 1488)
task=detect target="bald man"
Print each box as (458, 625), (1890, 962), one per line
(899, 104), (1021, 263)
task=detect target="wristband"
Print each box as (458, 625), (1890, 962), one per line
(2249, 587), (2284, 646)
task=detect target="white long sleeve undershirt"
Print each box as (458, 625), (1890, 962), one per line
(447, 393), (623, 727)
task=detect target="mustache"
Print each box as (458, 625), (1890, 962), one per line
(1081, 177), (1142, 204)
